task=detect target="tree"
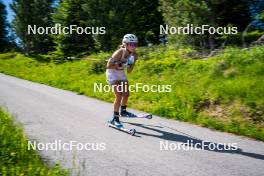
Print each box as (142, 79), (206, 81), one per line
(159, 0), (250, 49)
(0, 1), (8, 52)
(52, 0), (164, 54)
(52, 0), (95, 57)
(11, 0), (55, 54)
(81, 0), (163, 51)
(260, 10), (264, 25)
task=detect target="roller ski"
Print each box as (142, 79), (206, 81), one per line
(107, 116), (136, 136)
(120, 110), (152, 119)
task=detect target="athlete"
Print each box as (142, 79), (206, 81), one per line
(106, 34), (138, 127)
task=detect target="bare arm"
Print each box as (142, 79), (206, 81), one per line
(106, 49), (122, 69)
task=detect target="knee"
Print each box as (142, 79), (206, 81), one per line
(115, 93), (122, 101)
(123, 91), (129, 98)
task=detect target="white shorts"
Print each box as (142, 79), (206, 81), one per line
(106, 69), (127, 85)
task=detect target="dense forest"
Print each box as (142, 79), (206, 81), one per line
(0, 0), (263, 56)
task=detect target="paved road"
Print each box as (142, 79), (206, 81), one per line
(0, 73), (264, 176)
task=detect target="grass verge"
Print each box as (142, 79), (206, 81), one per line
(0, 107), (68, 176)
(0, 45), (263, 141)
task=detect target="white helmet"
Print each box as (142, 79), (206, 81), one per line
(122, 34), (138, 43)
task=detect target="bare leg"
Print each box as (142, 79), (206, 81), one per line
(121, 81), (129, 106)
(113, 82), (122, 112)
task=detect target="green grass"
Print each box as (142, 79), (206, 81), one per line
(0, 45), (263, 141)
(0, 108), (68, 176)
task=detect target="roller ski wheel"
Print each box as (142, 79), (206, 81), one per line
(107, 121), (136, 136)
(128, 128), (136, 136)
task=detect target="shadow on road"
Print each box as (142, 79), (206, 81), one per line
(124, 122), (264, 161)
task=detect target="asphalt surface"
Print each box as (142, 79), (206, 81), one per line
(0, 73), (264, 176)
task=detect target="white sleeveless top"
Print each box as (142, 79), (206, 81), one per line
(108, 48), (131, 70)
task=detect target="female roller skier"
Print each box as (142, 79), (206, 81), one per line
(106, 34), (138, 127)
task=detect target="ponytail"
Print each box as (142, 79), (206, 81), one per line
(119, 44), (125, 49)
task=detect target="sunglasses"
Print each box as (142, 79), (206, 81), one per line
(128, 42), (137, 48)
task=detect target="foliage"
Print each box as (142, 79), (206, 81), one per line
(4, 0), (264, 53)
(260, 10), (264, 22)
(0, 45), (263, 140)
(82, 0), (164, 50)
(52, 0), (95, 57)
(0, 108), (68, 176)
(11, 0), (55, 54)
(159, 0), (251, 48)
(0, 1), (8, 52)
